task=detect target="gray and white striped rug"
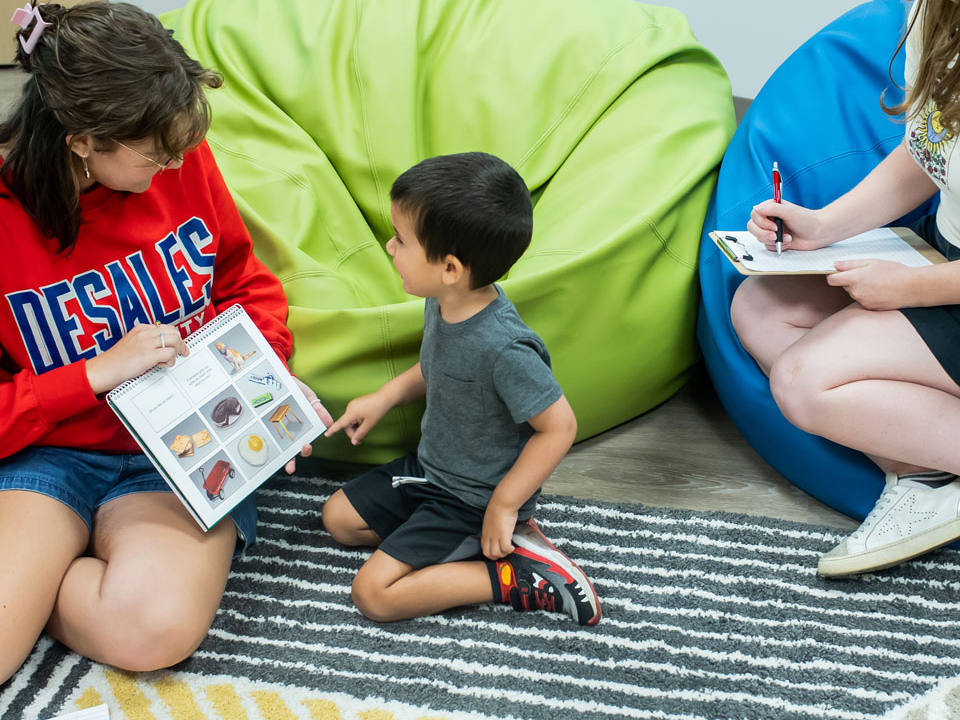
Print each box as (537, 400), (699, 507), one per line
(5, 472), (960, 720)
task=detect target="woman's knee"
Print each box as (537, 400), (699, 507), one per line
(98, 587), (213, 671)
(0, 641), (37, 686)
(768, 351), (824, 432)
(730, 278), (768, 352)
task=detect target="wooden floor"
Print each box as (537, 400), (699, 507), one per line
(0, 66), (857, 531)
(546, 369), (855, 530)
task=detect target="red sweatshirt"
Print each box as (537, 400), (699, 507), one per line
(0, 141), (292, 457)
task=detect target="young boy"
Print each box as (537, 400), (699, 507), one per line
(322, 152), (601, 625)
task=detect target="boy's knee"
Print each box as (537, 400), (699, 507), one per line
(321, 491), (348, 540)
(351, 574), (395, 623)
(322, 490), (364, 545)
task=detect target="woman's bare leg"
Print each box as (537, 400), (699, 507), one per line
(46, 493), (236, 671)
(769, 304), (960, 475)
(0, 492), (88, 683)
(731, 274), (852, 374)
(731, 275), (928, 473)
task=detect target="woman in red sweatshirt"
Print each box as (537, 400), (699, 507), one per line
(0, 2), (328, 681)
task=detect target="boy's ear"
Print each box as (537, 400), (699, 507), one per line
(440, 254), (466, 285)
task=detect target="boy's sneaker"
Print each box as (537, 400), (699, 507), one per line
(818, 472), (960, 577)
(495, 518), (602, 625)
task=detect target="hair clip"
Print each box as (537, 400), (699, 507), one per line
(11, 4), (51, 55)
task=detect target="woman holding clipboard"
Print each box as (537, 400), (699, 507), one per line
(732, 0), (960, 577)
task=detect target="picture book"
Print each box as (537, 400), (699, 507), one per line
(710, 227), (946, 275)
(42, 705), (109, 720)
(106, 304), (326, 531)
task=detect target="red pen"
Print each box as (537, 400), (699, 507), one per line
(772, 161), (783, 255)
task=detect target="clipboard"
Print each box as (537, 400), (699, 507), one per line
(710, 228), (946, 276)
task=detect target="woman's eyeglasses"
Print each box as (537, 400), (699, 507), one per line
(115, 141), (182, 172)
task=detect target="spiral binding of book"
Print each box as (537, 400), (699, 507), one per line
(107, 304), (244, 401)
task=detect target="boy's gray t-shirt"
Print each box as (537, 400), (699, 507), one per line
(418, 285), (563, 519)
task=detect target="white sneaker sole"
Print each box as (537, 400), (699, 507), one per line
(818, 516), (960, 577)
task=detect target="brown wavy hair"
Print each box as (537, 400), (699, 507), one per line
(885, 0), (960, 131)
(0, 1), (222, 251)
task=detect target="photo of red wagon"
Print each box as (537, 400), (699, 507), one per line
(200, 459), (235, 501)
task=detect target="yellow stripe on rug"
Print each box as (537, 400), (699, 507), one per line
(55, 666), (454, 720)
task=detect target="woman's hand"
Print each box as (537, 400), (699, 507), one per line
(284, 378), (333, 475)
(85, 322), (189, 395)
(324, 391), (393, 446)
(748, 200), (833, 252)
(827, 259), (921, 311)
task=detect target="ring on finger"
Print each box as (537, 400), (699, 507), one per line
(159, 332), (166, 349)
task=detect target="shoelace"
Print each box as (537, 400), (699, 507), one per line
(508, 583), (561, 613)
(849, 486), (908, 540)
(531, 588), (557, 612)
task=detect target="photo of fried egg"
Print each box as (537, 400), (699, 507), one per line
(237, 434), (269, 466)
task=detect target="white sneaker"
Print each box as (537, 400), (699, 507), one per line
(818, 473), (960, 577)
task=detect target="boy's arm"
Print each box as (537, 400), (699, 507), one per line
(325, 362), (426, 445)
(481, 394), (577, 560)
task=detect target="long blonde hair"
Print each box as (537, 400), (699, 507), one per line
(885, 0), (960, 131)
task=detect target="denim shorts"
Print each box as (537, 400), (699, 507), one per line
(901, 215), (960, 387)
(0, 446), (257, 555)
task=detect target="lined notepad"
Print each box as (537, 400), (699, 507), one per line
(719, 228), (933, 273)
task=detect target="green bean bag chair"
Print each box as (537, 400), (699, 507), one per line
(163, 0), (735, 463)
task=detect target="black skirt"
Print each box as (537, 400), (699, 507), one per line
(900, 214), (960, 386)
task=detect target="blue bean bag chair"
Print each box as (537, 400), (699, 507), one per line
(697, 0), (939, 520)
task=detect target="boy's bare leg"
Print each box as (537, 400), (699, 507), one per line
(322, 489), (382, 546)
(324, 488), (493, 621)
(0, 492), (88, 684)
(46, 493), (235, 672)
(352, 550), (493, 622)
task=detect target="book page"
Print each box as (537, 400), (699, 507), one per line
(107, 306), (326, 530)
(41, 705), (109, 720)
(718, 228), (933, 273)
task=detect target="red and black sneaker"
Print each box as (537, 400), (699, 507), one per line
(495, 518), (602, 626)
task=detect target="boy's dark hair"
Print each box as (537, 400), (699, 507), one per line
(390, 152), (533, 288)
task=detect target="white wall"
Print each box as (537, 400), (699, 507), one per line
(657, 0), (865, 98)
(130, 0), (867, 100)
(131, 0), (184, 15)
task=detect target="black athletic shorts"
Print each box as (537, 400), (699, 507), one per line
(900, 214), (960, 387)
(341, 452), (486, 568)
